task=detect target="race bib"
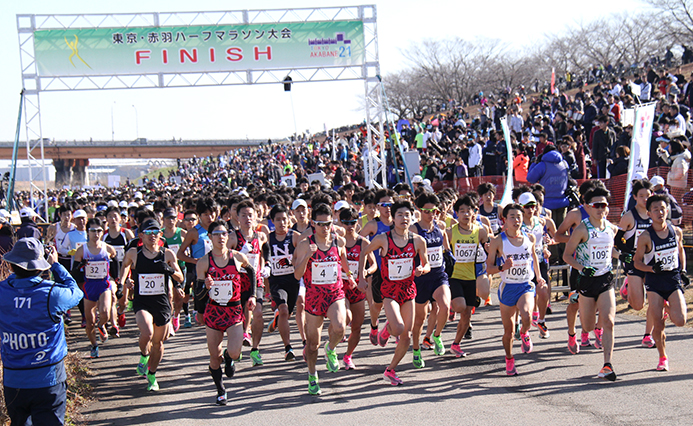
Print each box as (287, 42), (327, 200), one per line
(139, 273), (166, 296)
(342, 260), (359, 280)
(114, 246), (125, 262)
(428, 246), (443, 268)
(203, 238), (213, 255)
(311, 261), (339, 285)
(589, 243), (610, 269)
(85, 261), (108, 280)
(210, 280), (234, 305)
(655, 247), (679, 271)
(240, 253), (260, 274)
(634, 229), (645, 248)
(504, 259), (532, 283)
(270, 255), (294, 276)
(490, 218), (500, 233)
(168, 244), (180, 256)
(388, 258), (414, 281)
(454, 243), (476, 263)
(476, 244), (488, 263)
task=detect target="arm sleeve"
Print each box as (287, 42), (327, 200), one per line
(245, 264), (257, 296)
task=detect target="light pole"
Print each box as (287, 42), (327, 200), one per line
(111, 101), (116, 141)
(131, 105), (139, 139)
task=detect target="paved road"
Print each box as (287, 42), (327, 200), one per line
(78, 295), (693, 426)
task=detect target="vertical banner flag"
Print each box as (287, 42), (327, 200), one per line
(550, 67), (556, 95)
(499, 116), (514, 207)
(624, 102), (656, 206)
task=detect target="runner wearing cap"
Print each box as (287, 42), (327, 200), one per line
(65, 209), (89, 328)
(291, 198), (310, 345)
(73, 218), (118, 358)
(162, 207), (188, 333)
(103, 206), (134, 335)
(120, 218), (184, 391)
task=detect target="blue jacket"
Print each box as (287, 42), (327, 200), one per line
(0, 263), (82, 388)
(527, 150), (570, 210)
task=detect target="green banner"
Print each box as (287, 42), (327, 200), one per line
(33, 21), (364, 76)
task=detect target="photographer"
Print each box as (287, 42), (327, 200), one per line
(0, 238), (83, 425)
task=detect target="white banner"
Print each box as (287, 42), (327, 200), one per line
(624, 102), (656, 205)
(499, 116), (514, 207)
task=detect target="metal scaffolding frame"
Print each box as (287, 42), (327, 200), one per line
(16, 5), (386, 198)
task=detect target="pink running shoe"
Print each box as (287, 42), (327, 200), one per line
(568, 334), (580, 355)
(642, 334), (656, 348)
(449, 311), (455, 322)
(450, 343), (467, 358)
(619, 280), (628, 300)
(383, 369), (403, 385)
(369, 327), (378, 346)
(580, 331), (591, 347)
(378, 322), (390, 347)
(521, 332), (533, 354)
(593, 328), (603, 350)
(243, 333), (252, 347)
(532, 311), (539, 327)
(172, 315), (180, 332)
(505, 357), (517, 376)
(343, 355), (355, 370)
(656, 356), (669, 371)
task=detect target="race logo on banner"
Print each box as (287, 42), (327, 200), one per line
(624, 102), (656, 205)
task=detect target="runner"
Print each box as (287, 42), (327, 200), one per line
(266, 204), (301, 361)
(562, 187), (621, 381)
(181, 209), (199, 328)
(412, 192), (451, 367)
(616, 179), (656, 347)
(120, 218), (184, 391)
(293, 203), (351, 395)
(103, 206), (134, 334)
(478, 183), (501, 235)
(359, 189), (396, 346)
(486, 203), (546, 376)
(340, 208), (374, 369)
(291, 198), (310, 346)
(73, 218), (118, 358)
(196, 220), (256, 405)
(360, 200), (430, 385)
(65, 209), (88, 327)
(447, 194), (488, 358)
(228, 200), (267, 366)
(634, 194), (688, 371)
(162, 207), (188, 333)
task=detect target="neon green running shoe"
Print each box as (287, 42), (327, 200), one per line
(250, 350), (263, 366)
(146, 373), (159, 391)
(136, 355), (149, 376)
(433, 335), (445, 356)
(308, 373), (321, 395)
(325, 342), (339, 372)
(412, 348), (425, 368)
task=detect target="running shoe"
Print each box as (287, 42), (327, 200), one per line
(127, 300), (133, 312)
(136, 355), (149, 376)
(216, 392), (228, 406)
(656, 356), (669, 371)
(183, 315), (192, 328)
(147, 372), (159, 391)
(98, 325), (109, 343)
(250, 350), (263, 366)
(598, 364), (617, 381)
(242, 333), (252, 347)
(325, 343), (339, 372)
(308, 374), (321, 395)
(65, 310), (73, 325)
(90, 345), (99, 359)
(267, 311), (279, 333)
(383, 369), (403, 386)
(109, 325), (120, 338)
(81, 318), (87, 328)
(369, 327), (378, 346)
(341, 334), (349, 343)
(505, 357), (517, 376)
(471, 306), (476, 315)
(537, 322), (550, 339)
(568, 334), (579, 355)
(532, 311), (539, 327)
(432, 335), (445, 356)
(514, 322), (521, 341)
(642, 334), (656, 348)
(450, 342), (467, 358)
(378, 322), (390, 347)
(580, 331), (591, 347)
(117, 313), (126, 328)
(619, 281), (628, 300)
(464, 327), (473, 340)
(546, 303), (552, 315)
(569, 291), (579, 304)
(223, 350), (235, 378)
(521, 332), (533, 354)
(172, 315), (180, 332)
(412, 349), (425, 368)
(343, 354), (355, 370)
(421, 336), (433, 350)
(484, 297), (492, 306)
(285, 349), (296, 362)
(593, 328), (603, 350)
(449, 311), (456, 322)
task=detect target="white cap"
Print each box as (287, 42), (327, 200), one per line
(134, 191), (143, 200)
(423, 178), (431, 186)
(73, 209), (87, 219)
(19, 207), (37, 218)
(334, 200), (350, 211)
(128, 202), (138, 209)
(107, 200), (118, 208)
(0, 209), (10, 220)
(411, 175), (423, 184)
(291, 199), (308, 210)
(518, 192), (537, 206)
(119, 201), (128, 208)
(651, 175), (665, 186)
(144, 204), (154, 211)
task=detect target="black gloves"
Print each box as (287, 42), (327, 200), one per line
(582, 266), (596, 277)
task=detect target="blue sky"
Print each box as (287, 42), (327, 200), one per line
(0, 0), (646, 143)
